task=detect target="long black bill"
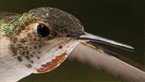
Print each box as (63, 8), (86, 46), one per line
(78, 32), (134, 51)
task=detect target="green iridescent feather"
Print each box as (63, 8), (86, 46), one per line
(0, 12), (22, 34)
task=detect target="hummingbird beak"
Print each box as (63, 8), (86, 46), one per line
(78, 32), (134, 51)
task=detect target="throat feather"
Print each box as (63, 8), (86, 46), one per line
(37, 52), (67, 73)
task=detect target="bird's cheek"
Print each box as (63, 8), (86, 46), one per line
(36, 52), (68, 73)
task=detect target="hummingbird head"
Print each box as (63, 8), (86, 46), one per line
(9, 7), (133, 74)
(10, 7), (85, 73)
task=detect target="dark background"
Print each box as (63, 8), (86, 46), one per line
(0, 0), (144, 82)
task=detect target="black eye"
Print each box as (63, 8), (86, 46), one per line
(37, 24), (50, 37)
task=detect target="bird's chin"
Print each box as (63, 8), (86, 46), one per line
(36, 52), (68, 73)
(34, 39), (82, 73)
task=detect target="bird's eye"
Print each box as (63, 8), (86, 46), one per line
(37, 24), (50, 37)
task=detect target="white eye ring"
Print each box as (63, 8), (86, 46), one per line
(33, 23), (39, 31)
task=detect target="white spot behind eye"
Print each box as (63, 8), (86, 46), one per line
(33, 23), (39, 31)
(17, 23), (39, 39)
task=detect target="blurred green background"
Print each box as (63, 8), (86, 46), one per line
(0, 0), (144, 82)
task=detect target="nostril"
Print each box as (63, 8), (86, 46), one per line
(66, 32), (85, 38)
(66, 35), (71, 37)
(66, 34), (77, 38)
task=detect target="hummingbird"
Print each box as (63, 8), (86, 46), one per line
(0, 7), (145, 82)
